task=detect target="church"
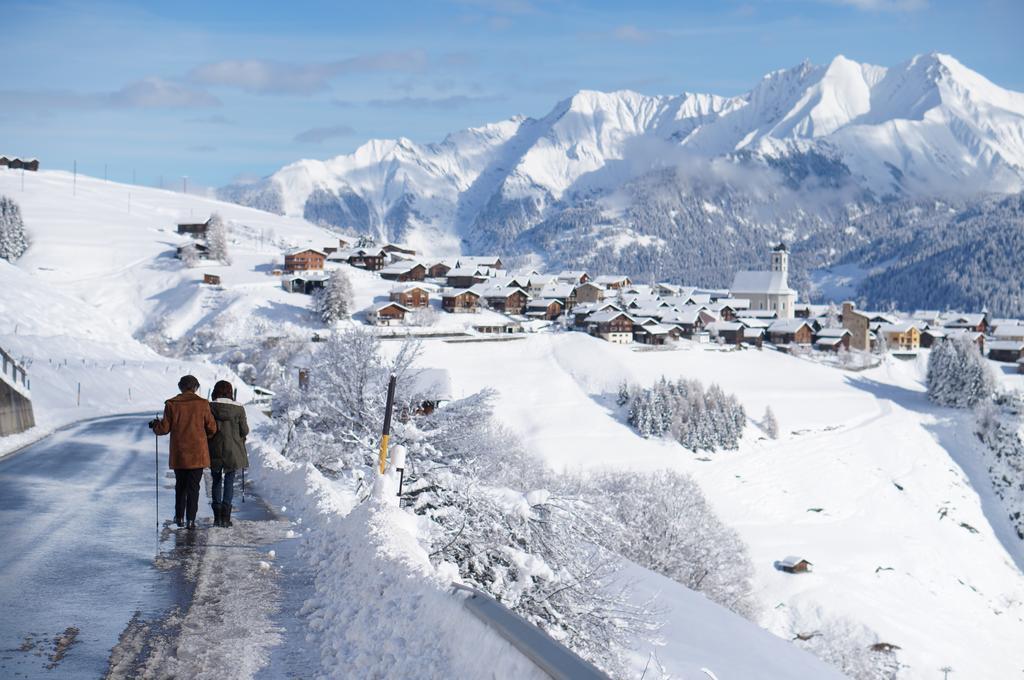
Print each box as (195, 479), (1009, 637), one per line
(730, 243), (797, 319)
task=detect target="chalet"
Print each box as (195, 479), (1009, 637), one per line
(633, 324), (672, 346)
(730, 243), (797, 318)
(202, 273), (221, 286)
(336, 237), (353, 250)
(284, 249), (327, 273)
(281, 271), (328, 294)
(777, 556), (813, 574)
(333, 247), (386, 271)
(655, 283), (682, 297)
(876, 323), (921, 351)
(527, 298), (564, 320)
(176, 242), (210, 260)
(768, 319), (813, 346)
(573, 282), (605, 304)
(473, 320), (524, 334)
(943, 313), (987, 333)
(912, 310), (943, 327)
(663, 307), (716, 337)
(540, 283), (578, 311)
(993, 325), (1024, 342)
(368, 302), (411, 326)
(383, 244), (417, 260)
(592, 275), (632, 290)
(743, 327), (765, 348)
(480, 286), (530, 315)
(446, 267), (489, 288)
(177, 219), (209, 238)
(457, 256), (503, 270)
(379, 261), (427, 282)
(573, 302), (620, 328)
(4, 156), (39, 171)
(841, 302), (872, 352)
(989, 318), (1022, 333)
(556, 270), (590, 285)
(389, 284), (431, 308)
(920, 328), (946, 348)
(706, 321), (744, 346)
(736, 309), (779, 321)
(427, 261), (453, 278)
(813, 328), (852, 352)
(442, 289), (481, 313)
(988, 340), (1024, 363)
(795, 303), (831, 320)
(587, 310), (635, 344)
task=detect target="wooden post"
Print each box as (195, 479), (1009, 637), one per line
(378, 374), (397, 474)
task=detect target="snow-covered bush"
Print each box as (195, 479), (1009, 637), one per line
(179, 243), (200, 267)
(206, 212), (231, 264)
(975, 394), (1024, 540)
(573, 469), (758, 620)
(623, 376), (746, 451)
(313, 268), (353, 324)
(792, 613), (900, 680)
(268, 327), (654, 673)
(763, 406), (779, 439)
(407, 306), (439, 327)
(926, 335), (995, 408)
(0, 195), (29, 261)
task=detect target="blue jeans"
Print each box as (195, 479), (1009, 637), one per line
(212, 468), (236, 507)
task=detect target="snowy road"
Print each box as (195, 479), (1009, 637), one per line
(0, 413), (186, 678)
(0, 414), (308, 679)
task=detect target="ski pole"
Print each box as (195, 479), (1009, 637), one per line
(241, 467), (245, 503)
(154, 430), (160, 544)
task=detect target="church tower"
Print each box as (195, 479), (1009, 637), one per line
(771, 242), (788, 275)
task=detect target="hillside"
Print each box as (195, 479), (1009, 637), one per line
(0, 170), (861, 678)
(218, 53), (1024, 313)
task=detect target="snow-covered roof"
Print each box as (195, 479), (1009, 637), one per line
(706, 321), (742, 332)
(736, 309), (778, 319)
(729, 270), (796, 295)
(743, 327), (765, 338)
(635, 323), (671, 335)
(876, 322), (918, 334)
(446, 266), (485, 277)
(987, 340), (1024, 351)
(456, 256), (501, 268)
(282, 270), (329, 282)
(441, 288), (480, 299)
(389, 283), (431, 294)
(286, 248), (327, 257)
(587, 309), (634, 323)
(815, 336), (844, 347)
(815, 327), (851, 338)
(527, 297), (561, 309)
(556, 270), (588, 280)
(715, 297), (751, 310)
(993, 325), (1024, 338)
(738, 318), (771, 329)
(479, 284), (528, 299)
(541, 283), (576, 298)
(942, 313), (985, 327)
(380, 261), (424, 273)
(768, 319), (811, 333)
(373, 302), (411, 313)
(778, 556), (812, 567)
(593, 275), (630, 285)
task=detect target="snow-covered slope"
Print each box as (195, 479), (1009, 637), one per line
(222, 52), (1024, 260)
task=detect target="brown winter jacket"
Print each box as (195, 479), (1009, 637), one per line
(152, 392), (217, 469)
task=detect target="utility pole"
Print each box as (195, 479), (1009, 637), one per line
(182, 176), (188, 194)
(940, 667), (953, 680)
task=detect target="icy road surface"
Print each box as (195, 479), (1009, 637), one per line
(0, 414), (304, 679)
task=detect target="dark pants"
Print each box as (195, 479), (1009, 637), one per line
(211, 468), (236, 507)
(174, 468), (204, 521)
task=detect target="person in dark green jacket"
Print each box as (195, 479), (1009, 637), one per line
(208, 380), (249, 528)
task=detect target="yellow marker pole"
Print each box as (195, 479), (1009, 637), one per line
(378, 374), (397, 474)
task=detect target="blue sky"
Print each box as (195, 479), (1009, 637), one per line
(3, 0), (1022, 188)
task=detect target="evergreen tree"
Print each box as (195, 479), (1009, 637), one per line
(315, 268), (354, 324)
(206, 212), (231, 264)
(179, 243), (199, 267)
(927, 335), (995, 408)
(0, 195), (29, 261)
(763, 406), (779, 439)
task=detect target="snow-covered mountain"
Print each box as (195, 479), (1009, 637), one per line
(220, 53), (1024, 304)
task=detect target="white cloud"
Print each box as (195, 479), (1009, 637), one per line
(293, 124), (357, 144)
(0, 77), (220, 111)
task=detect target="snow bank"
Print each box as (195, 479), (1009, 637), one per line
(247, 432), (547, 679)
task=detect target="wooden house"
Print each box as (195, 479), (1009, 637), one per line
(813, 328), (852, 352)
(389, 285), (431, 308)
(634, 324), (671, 345)
(284, 249), (327, 273)
(202, 273), (221, 286)
(281, 271), (328, 294)
(177, 219), (209, 238)
(920, 328), (946, 348)
(482, 287), (530, 315)
(527, 298), (563, 320)
(777, 556), (813, 574)
(369, 302), (411, 326)
(768, 319), (814, 345)
(540, 283), (578, 311)
(573, 282), (605, 304)
(442, 289), (480, 313)
(586, 310), (635, 344)
(706, 321), (744, 346)
(446, 267), (489, 288)
(6, 157), (39, 171)
(993, 325), (1024, 342)
(427, 262), (453, 278)
(176, 242), (210, 260)
(942, 313), (987, 334)
(988, 340), (1024, 363)
(383, 244), (417, 260)
(473, 320), (524, 334)
(379, 261), (427, 282)
(342, 248), (387, 271)
(742, 326), (765, 348)
(556, 270), (590, 285)
(592, 275), (632, 290)
(457, 256), (503, 270)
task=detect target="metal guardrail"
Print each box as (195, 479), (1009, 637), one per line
(0, 346), (30, 392)
(451, 584), (610, 680)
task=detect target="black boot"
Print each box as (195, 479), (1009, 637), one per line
(174, 515), (185, 528)
(222, 503), (233, 528)
(211, 502), (222, 528)
(186, 519), (197, 530)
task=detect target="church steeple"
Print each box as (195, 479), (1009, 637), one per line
(771, 242), (788, 275)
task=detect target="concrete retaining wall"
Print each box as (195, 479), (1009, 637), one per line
(0, 378), (35, 436)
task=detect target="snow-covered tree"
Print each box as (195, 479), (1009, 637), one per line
(763, 406), (779, 439)
(875, 330), (888, 356)
(616, 380), (630, 406)
(625, 376), (746, 452)
(577, 469), (758, 620)
(0, 195), (29, 261)
(927, 335), (995, 408)
(206, 212), (231, 264)
(179, 243), (199, 267)
(314, 268), (353, 324)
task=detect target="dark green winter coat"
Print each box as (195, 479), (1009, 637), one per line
(208, 399), (249, 471)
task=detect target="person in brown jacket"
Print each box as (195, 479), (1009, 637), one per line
(149, 375), (217, 529)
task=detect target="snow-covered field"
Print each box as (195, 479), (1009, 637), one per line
(3, 169), (1023, 678)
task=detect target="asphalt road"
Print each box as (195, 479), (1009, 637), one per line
(0, 414), (190, 679)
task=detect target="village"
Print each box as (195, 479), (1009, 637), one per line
(174, 216), (1024, 373)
